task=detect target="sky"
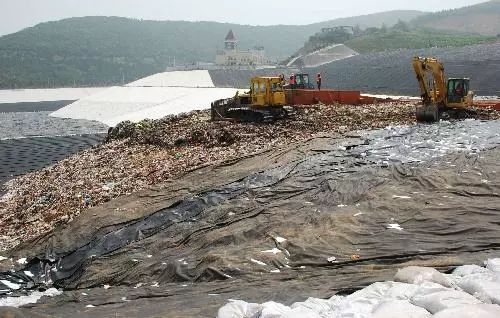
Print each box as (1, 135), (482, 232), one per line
(0, 0), (488, 36)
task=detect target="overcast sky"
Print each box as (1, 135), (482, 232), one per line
(0, 0), (487, 36)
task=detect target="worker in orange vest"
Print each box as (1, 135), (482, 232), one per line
(289, 73), (296, 88)
(316, 73), (322, 91)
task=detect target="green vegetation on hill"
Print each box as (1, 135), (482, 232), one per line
(0, 11), (423, 89)
(411, 0), (500, 35)
(345, 26), (496, 53)
(295, 19), (496, 56)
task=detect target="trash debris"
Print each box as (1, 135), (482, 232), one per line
(261, 248), (282, 255)
(250, 259), (267, 266)
(1, 102), (498, 251)
(350, 254), (361, 261)
(392, 195), (412, 199)
(387, 223), (404, 231)
(0, 280), (20, 290)
(275, 237), (287, 244)
(327, 256), (337, 263)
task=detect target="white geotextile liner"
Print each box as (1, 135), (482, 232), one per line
(217, 259), (500, 318)
(50, 86), (240, 126)
(0, 88), (105, 103)
(126, 70), (215, 88)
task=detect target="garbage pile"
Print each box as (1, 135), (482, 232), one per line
(217, 259), (500, 318)
(1, 102), (499, 251)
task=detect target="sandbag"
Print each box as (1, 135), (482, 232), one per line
(457, 279), (500, 304)
(259, 302), (291, 318)
(411, 289), (482, 314)
(485, 259), (500, 274)
(394, 266), (453, 288)
(280, 307), (321, 318)
(432, 304), (500, 318)
(372, 300), (431, 318)
(290, 296), (341, 317)
(217, 300), (261, 318)
(452, 264), (491, 277)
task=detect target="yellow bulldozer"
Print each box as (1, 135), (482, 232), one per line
(413, 56), (474, 122)
(211, 76), (295, 122)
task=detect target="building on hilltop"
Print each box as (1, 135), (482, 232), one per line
(215, 30), (268, 66)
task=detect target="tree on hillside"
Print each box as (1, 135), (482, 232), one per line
(394, 19), (411, 32)
(380, 23), (388, 33)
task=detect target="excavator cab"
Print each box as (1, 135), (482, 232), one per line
(447, 78), (470, 104)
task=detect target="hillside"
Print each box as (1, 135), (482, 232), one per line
(0, 11), (423, 89)
(210, 43), (500, 96)
(311, 10), (425, 30)
(289, 19), (495, 59)
(344, 28), (495, 53)
(411, 0), (500, 35)
(310, 43), (500, 96)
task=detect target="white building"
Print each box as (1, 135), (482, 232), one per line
(215, 30), (268, 66)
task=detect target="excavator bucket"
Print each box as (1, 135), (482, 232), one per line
(416, 104), (440, 123)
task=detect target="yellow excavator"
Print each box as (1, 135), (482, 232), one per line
(412, 56), (474, 122)
(211, 76), (295, 122)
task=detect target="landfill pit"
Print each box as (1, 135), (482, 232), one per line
(0, 101), (426, 251)
(1, 101), (500, 317)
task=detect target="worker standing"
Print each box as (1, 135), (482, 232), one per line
(290, 73), (296, 89)
(279, 74), (285, 87)
(316, 73), (322, 91)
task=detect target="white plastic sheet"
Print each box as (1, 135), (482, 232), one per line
(0, 288), (61, 307)
(126, 70), (215, 88)
(51, 86), (240, 126)
(0, 88), (105, 104)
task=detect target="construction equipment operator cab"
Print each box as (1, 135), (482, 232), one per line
(447, 78), (470, 103)
(250, 77), (286, 107)
(293, 74), (315, 89)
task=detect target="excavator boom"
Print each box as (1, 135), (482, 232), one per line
(412, 57), (447, 122)
(412, 57), (447, 106)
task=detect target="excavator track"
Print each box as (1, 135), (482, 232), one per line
(211, 76), (297, 123)
(212, 99), (296, 123)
